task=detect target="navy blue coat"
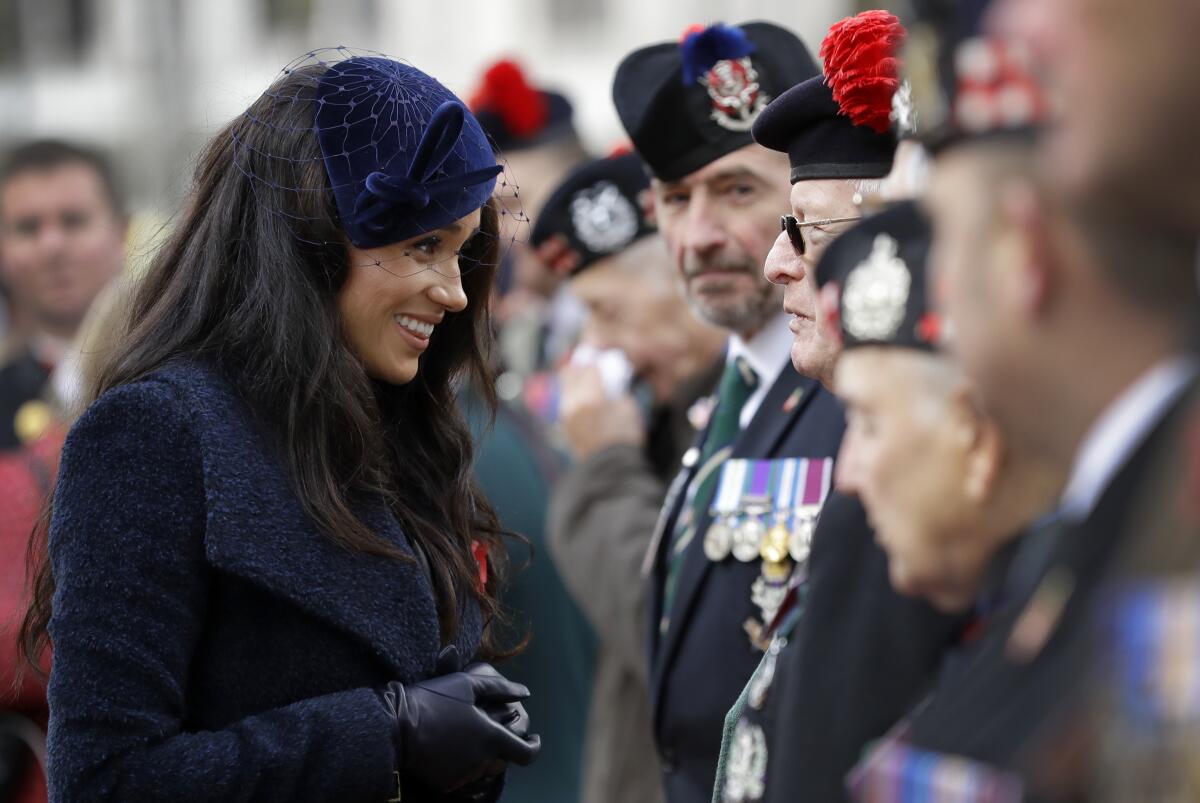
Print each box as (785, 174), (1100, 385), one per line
(46, 361), (484, 802)
(646, 364), (846, 803)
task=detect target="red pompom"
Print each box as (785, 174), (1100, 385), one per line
(469, 59), (549, 138)
(819, 10), (907, 134)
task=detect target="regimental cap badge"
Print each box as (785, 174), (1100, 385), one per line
(569, 180), (640, 254)
(841, 233), (912, 342)
(891, 79), (917, 137)
(680, 23), (771, 132)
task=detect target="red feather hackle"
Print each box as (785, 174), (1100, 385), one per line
(468, 59), (549, 138)
(819, 10), (907, 134)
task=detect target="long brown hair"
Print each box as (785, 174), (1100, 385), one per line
(21, 64), (513, 670)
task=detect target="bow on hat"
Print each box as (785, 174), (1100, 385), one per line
(352, 101), (504, 242)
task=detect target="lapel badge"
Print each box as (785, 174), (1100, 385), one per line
(688, 395), (717, 431)
(724, 719), (768, 801)
(1007, 566), (1076, 665)
(841, 233), (912, 342)
(748, 632), (788, 710)
(781, 387), (804, 414)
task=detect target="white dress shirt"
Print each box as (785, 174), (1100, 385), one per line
(726, 312), (795, 429)
(1059, 355), (1199, 524)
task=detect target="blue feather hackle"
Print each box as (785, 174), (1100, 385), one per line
(680, 23), (756, 85)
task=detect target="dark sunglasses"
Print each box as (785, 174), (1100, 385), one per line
(780, 215), (863, 256)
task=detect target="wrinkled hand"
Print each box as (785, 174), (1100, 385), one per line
(377, 650), (541, 793)
(559, 363), (644, 459)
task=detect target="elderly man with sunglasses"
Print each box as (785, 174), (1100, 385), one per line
(711, 12), (968, 803)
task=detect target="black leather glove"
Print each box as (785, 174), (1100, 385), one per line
(377, 648), (542, 793)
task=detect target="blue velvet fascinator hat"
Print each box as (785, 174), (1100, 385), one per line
(315, 56), (503, 249)
(237, 48), (509, 254)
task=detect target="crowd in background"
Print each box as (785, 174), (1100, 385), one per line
(2, 0), (1200, 801)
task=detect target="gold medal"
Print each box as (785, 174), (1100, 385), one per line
(760, 520), (791, 564)
(703, 519), (734, 562)
(761, 558), (792, 583)
(732, 517), (766, 562)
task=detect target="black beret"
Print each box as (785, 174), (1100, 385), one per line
(752, 11), (906, 183)
(469, 60), (576, 152)
(814, 200), (938, 352)
(753, 76), (898, 183)
(613, 22), (819, 182)
(898, 0), (1049, 150)
(529, 152), (653, 276)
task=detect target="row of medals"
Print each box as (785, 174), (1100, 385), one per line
(704, 502), (819, 566)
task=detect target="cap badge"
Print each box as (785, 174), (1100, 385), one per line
(569, 180), (640, 253)
(891, 79), (918, 137)
(841, 233), (912, 342)
(702, 57), (769, 132)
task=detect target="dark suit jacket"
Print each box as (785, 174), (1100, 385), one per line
(763, 492), (967, 803)
(902, 379), (1198, 800)
(646, 365), (846, 803)
(46, 361), (485, 802)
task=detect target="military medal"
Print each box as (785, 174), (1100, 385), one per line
(733, 517), (766, 563)
(704, 518), (734, 562)
(706, 459), (748, 562)
(760, 458), (795, 564)
(789, 509), (818, 564)
(788, 459), (833, 564)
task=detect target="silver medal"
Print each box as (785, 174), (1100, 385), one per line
(732, 517), (766, 563)
(704, 520), (734, 562)
(789, 517), (816, 564)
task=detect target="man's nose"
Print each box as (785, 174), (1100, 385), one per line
(764, 232), (804, 286)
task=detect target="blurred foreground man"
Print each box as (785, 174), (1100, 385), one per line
(539, 153), (725, 803)
(989, 0), (1200, 796)
(906, 8), (1200, 798)
(711, 13), (965, 803)
(613, 21), (849, 803)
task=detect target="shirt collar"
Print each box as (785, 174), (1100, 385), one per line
(727, 312), (792, 391)
(1059, 355), (1199, 523)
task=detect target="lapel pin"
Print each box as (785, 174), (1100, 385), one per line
(1006, 567), (1075, 664)
(782, 388), (804, 414)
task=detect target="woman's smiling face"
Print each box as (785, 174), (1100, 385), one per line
(338, 208), (481, 385)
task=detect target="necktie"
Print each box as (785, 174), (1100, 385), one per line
(661, 355), (759, 625)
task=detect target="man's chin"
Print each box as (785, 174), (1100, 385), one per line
(789, 341), (821, 381)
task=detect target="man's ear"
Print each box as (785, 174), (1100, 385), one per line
(997, 178), (1057, 320)
(954, 385), (1005, 503)
(638, 188), (658, 229)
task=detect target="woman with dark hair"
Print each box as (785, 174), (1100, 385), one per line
(18, 51), (541, 802)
